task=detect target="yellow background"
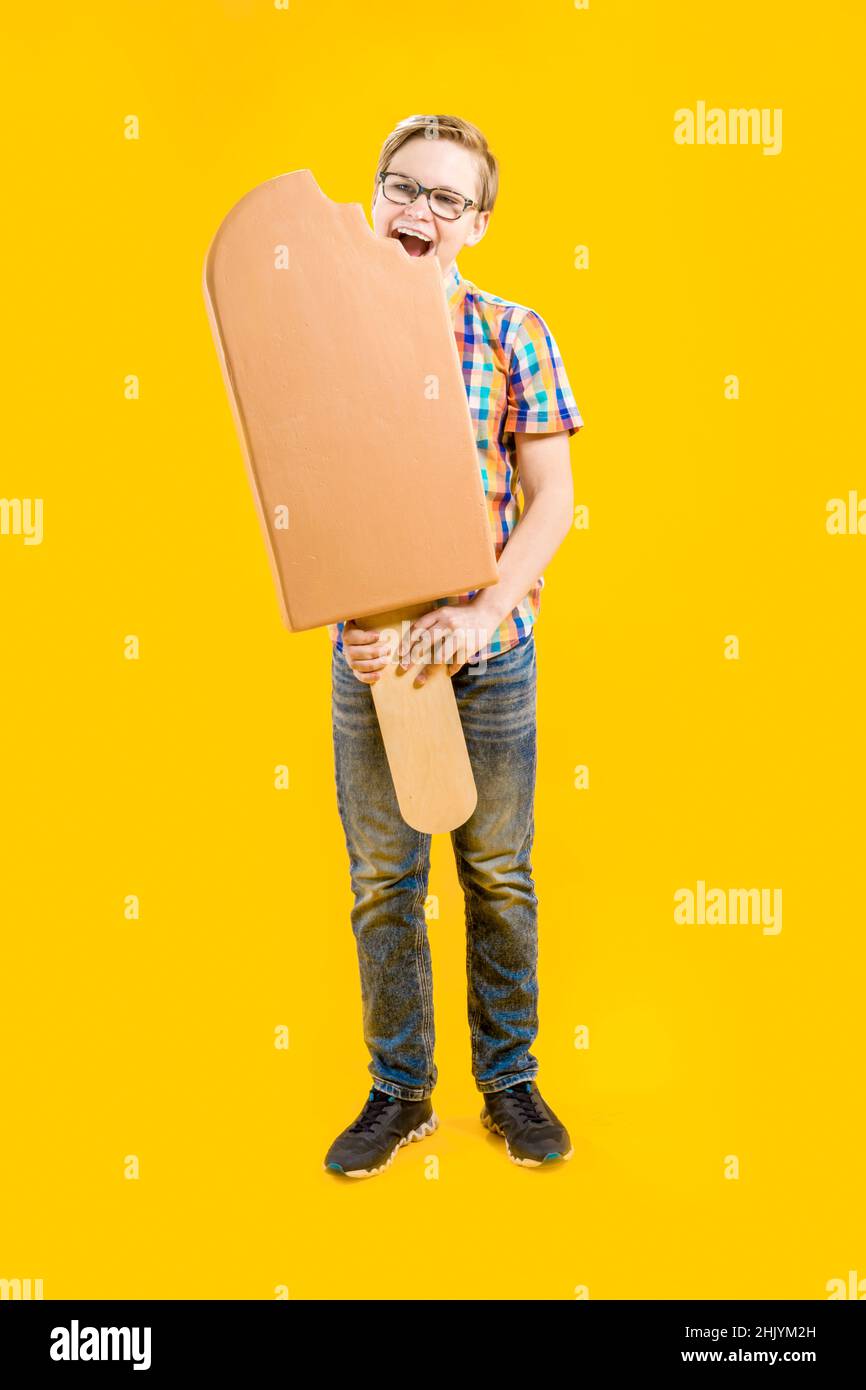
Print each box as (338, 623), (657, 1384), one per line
(1, 0), (863, 1300)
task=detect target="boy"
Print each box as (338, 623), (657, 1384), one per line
(324, 114), (584, 1177)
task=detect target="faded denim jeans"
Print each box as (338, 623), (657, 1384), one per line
(331, 630), (540, 1100)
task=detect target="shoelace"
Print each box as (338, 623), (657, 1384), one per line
(348, 1088), (396, 1134)
(501, 1083), (546, 1125)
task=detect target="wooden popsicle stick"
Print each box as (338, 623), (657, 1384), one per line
(356, 605), (477, 834)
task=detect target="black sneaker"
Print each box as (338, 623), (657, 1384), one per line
(324, 1086), (439, 1179)
(480, 1079), (573, 1166)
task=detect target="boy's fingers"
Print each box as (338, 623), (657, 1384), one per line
(346, 655), (383, 681)
(399, 633), (459, 675)
(398, 619), (436, 665)
(398, 633), (432, 669)
(348, 645), (387, 660)
(413, 663), (435, 688)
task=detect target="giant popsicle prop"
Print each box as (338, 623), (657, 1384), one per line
(203, 169), (498, 833)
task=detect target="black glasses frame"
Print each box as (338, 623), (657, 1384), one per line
(378, 169), (480, 220)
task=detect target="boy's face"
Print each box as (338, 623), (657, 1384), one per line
(372, 133), (490, 276)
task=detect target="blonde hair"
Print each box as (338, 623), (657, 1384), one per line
(372, 114), (499, 215)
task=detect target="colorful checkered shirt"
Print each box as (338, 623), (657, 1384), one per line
(328, 258), (584, 660)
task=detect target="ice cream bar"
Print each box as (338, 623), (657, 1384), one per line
(203, 170), (499, 832)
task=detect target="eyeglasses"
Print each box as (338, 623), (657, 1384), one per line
(378, 170), (480, 221)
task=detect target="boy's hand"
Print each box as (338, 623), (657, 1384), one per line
(341, 619), (390, 684)
(397, 602), (493, 687)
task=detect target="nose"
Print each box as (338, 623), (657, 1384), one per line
(405, 191), (432, 217)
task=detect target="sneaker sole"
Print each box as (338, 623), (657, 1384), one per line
(324, 1111), (439, 1179)
(480, 1110), (573, 1167)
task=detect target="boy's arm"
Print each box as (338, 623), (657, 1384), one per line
(396, 431), (573, 679)
(472, 430), (574, 636)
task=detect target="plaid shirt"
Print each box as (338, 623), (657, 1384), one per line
(329, 258), (584, 660)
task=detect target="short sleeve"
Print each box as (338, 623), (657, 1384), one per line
(503, 309), (584, 437)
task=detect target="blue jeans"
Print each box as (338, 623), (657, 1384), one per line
(331, 631), (540, 1100)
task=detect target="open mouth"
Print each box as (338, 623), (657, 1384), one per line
(391, 228), (436, 258)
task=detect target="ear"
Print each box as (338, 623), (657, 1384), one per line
(465, 209), (491, 248)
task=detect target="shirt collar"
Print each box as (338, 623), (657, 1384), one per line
(442, 260), (465, 315)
